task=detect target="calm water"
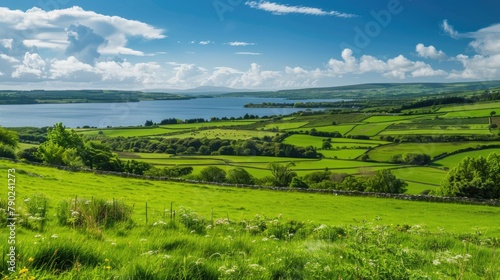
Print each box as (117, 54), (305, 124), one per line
(0, 97), (341, 128)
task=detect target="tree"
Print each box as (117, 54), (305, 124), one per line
(227, 168), (254, 185)
(321, 140), (332, 150)
(199, 166), (226, 183)
(436, 153), (500, 199)
(0, 127), (19, 148)
(268, 162), (297, 187)
(490, 111), (496, 117)
(364, 170), (407, 194)
(289, 177), (308, 189)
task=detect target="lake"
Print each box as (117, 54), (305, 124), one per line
(0, 97), (342, 128)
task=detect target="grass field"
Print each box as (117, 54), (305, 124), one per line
(79, 127), (188, 137)
(161, 129), (280, 140)
(438, 101), (500, 112)
(379, 128), (491, 135)
(319, 149), (368, 159)
(346, 123), (391, 136)
(2, 158), (499, 279)
(433, 148), (500, 168)
(367, 142), (499, 162)
(361, 115), (425, 123)
(160, 120), (258, 129)
(309, 124), (356, 135)
(262, 122), (308, 130)
(282, 134), (383, 149)
(443, 109), (500, 118)
(2, 159), (499, 234)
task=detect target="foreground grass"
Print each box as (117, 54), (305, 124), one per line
(1, 160), (500, 235)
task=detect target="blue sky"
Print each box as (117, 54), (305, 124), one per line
(0, 0), (499, 90)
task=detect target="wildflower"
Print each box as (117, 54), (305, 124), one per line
(19, 267), (28, 274)
(140, 238), (147, 242)
(432, 259), (441, 266)
(24, 198), (31, 202)
(105, 258), (110, 262)
(28, 257), (34, 262)
(105, 266), (111, 270)
(51, 234), (58, 239)
(29, 277), (35, 280)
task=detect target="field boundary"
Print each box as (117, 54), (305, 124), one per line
(3, 157), (499, 207)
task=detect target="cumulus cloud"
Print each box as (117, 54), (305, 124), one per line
(12, 52), (46, 78)
(199, 41), (212, 45)
(65, 24), (106, 65)
(324, 49), (447, 79)
(416, 43), (447, 60)
(245, 1), (357, 17)
(0, 6), (165, 59)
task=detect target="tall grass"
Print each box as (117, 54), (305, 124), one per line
(2, 197), (498, 279)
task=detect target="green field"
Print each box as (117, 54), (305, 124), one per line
(438, 101), (500, 112)
(368, 142), (500, 162)
(79, 127), (188, 137)
(262, 122), (308, 130)
(443, 109), (500, 118)
(309, 124), (356, 135)
(282, 134), (383, 149)
(319, 149), (368, 159)
(433, 148), (500, 168)
(346, 123), (391, 136)
(362, 115), (425, 123)
(2, 158), (499, 279)
(379, 128), (491, 135)
(2, 160), (499, 234)
(161, 129), (279, 140)
(160, 120), (258, 129)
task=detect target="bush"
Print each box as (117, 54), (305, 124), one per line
(0, 144), (16, 159)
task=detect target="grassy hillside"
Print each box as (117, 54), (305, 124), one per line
(1, 159), (499, 279)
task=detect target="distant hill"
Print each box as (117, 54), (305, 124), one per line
(220, 81), (500, 99)
(145, 86), (253, 96)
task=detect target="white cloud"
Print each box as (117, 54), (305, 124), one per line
(235, 52), (262, 55)
(226, 41), (256, 47)
(199, 41), (212, 45)
(245, 1), (357, 17)
(0, 54), (19, 64)
(0, 6), (165, 61)
(325, 49), (447, 79)
(240, 63), (281, 87)
(416, 43), (447, 60)
(442, 22), (500, 80)
(441, 19), (459, 39)
(12, 52), (46, 78)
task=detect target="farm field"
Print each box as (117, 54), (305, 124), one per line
(161, 129), (280, 140)
(307, 124), (356, 134)
(433, 148), (500, 168)
(443, 109), (499, 118)
(319, 149), (367, 159)
(346, 123), (391, 136)
(160, 120), (258, 129)
(361, 115), (426, 123)
(79, 127), (188, 137)
(438, 101), (500, 112)
(262, 121), (308, 130)
(282, 134), (384, 149)
(2, 159), (499, 234)
(379, 128), (491, 135)
(2, 158), (499, 279)
(367, 141), (499, 162)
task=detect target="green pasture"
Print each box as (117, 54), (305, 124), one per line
(160, 120), (257, 129)
(346, 123), (391, 136)
(2, 159), (499, 235)
(161, 129), (280, 140)
(262, 122), (308, 130)
(79, 127), (187, 137)
(319, 149), (368, 159)
(390, 166), (447, 186)
(438, 101), (500, 112)
(362, 115), (424, 123)
(282, 134), (383, 149)
(307, 124), (356, 135)
(379, 128), (491, 136)
(367, 141), (499, 162)
(433, 148), (500, 168)
(443, 108), (500, 118)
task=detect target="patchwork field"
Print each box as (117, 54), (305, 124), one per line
(367, 141), (499, 162)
